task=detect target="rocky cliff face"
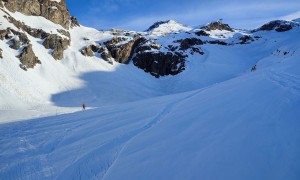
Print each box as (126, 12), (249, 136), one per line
(19, 44), (41, 70)
(2, 0), (70, 29)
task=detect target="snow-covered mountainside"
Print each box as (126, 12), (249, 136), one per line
(0, 0), (300, 179)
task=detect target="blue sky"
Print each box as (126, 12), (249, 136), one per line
(66, 0), (300, 31)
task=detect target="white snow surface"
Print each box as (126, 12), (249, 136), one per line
(148, 20), (192, 36)
(0, 7), (300, 180)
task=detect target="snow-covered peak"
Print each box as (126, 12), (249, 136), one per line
(146, 20), (192, 36)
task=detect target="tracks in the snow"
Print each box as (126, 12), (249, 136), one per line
(57, 90), (203, 180)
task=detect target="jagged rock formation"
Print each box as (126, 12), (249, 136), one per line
(2, 0), (70, 29)
(253, 20), (299, 32)
(19, 44), (41, 70)
(82, 35), (141, 64)
(133, 52), (185, 78)
(70, 16), (80, 28)
(81, 45), (96, 57)
(195, 30), (210, 36)
(8, 29), (30, 49)
(0, 48), (3, 59)
(177, 38), (204, 51)
(43, 34), (70, 60)
(202, 20), (234, 32)
(104, 35), (140, 64)
(239, 35), (254, 44)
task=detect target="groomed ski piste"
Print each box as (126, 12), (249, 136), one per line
(0, 7), (300, 180)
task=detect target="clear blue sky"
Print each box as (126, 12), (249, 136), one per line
(66, 0), (300, 31)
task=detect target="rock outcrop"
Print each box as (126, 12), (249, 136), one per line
(195, 30), (210, 36)
(19, 44), (41, 70)
(70, 16), (80, 28)
(81, 44), (98, 57)
(43, 34), (70, 60)
(133, 52), (185, 78)
(253, 20), (298, 32)
(6, 15), (49, 39)
(177, 38), (204, 51)
(3, 0), (70, 29)
(202, 20), (234, 32)
(103, 35), (140, 64)
(8, 29), (30, 49)
(0, 48), (3, 59)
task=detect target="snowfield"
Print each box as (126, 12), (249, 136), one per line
(0, 6), (300, 180)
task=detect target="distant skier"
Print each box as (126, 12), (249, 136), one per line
(251, 65), (256, 72)
(82, 103), (86, 110)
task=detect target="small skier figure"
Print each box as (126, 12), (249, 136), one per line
(82, 103), (86, 110)
(251, 65), (256, 72)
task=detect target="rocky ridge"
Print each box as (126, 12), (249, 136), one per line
(80, 19), (299, 77)
(0, 1), (299, 76)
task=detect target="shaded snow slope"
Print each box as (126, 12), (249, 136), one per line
(1, 55), (299, 179)
(1, 4), (300, 180)
(1, 14), (300, 122)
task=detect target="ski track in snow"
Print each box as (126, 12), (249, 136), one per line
(57, 90), (203, 180)
(267, 70), (300, 94)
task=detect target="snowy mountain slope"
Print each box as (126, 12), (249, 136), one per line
(1, 1), (300, 179)
(1, 54), (299, 179)
(1, 7), (300, 123)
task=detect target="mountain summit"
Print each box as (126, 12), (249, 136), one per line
(146, 20), (192, 35)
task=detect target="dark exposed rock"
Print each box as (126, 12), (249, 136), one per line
(0, 29), (10, 40)
(4, 28), (30, 50)
(4, 0), (70, 29)
(9, 38), (21, 49)
(57, 29), (70, 38)
(29, 29), (49, 39)
(191, 47), (204, 55)
(70, 16), (80, 28)
(195, 30), (210, 36)
(207, 40), (228, 46)
(43, 34), (70, 60)
(9, 29), (30, 44)
(0, 48), (3, 59)
(0, 1), (3, 7)
(167, 45), (178, 51)
(202, 20), (234, 32)
(98, 46), (113, 64)
(134, 38), (161, 54)
(6, 16), (49, 39)
(253, 20), (296, 32)
(176, 38), (203, 50)
(133, 52), (185, 78)
(19, 44), (41, 70)
(104, 37), (128, 47)
(104, 35), (140, 64)
(239, 35), (254, 44)
(81, 44), (99, 57)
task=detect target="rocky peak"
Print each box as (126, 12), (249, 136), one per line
(253, 20), (299, 32)
(2, 0), (70, 29)
(202, 20), (234, 32)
